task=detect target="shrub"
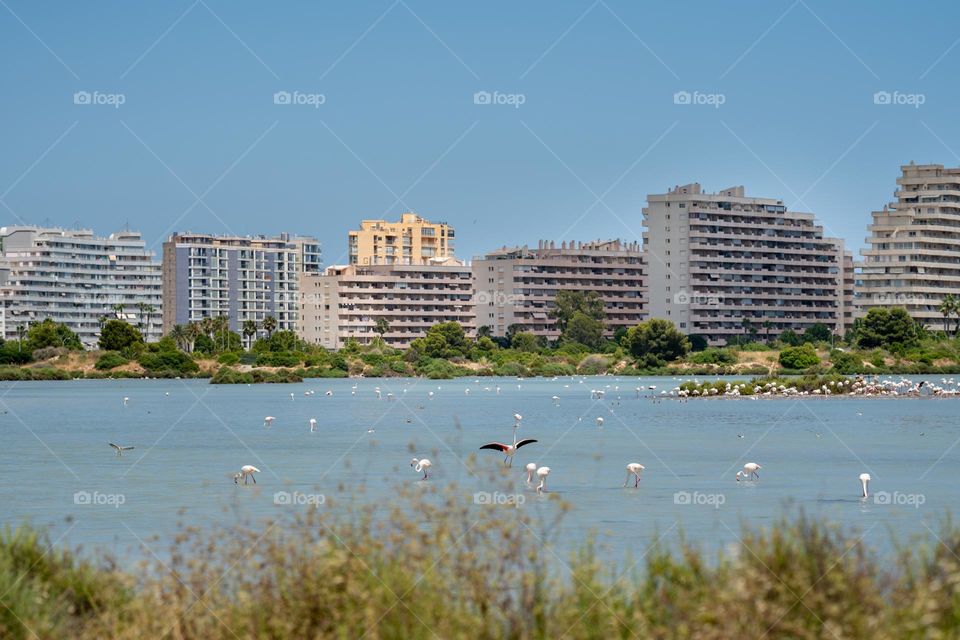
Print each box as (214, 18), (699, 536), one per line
(138, 350), (199, 376)
(779, 343), (820, 370)
(689, 347), (737, 365)
(829, 349), (861, 374)
(98, 320), (143, 352)
(577, 354), (611, 375)
(31, 346), (68, 362)
(255, 352), (302, 368)
(217, 352), (240, 365)
(95, 352), (129, 371)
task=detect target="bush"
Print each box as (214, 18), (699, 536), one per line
(577, 354), (611, 375)
(829, 349), (861, 374)
(779, 343), (820, 370)
(31, 346), (68, 362)
(217, 352), (240, 365)
(138, 350), (199, 376)
(255, 352), (302, 368)
(98, 320), (143, 352)
(689, 347), (737, 365)
(95, 352), (129, 371)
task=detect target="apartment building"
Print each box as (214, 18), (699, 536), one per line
(162, 233), (320, 335)
(856, 163), (960, 330)
(472, 240), (646, 340)
(643, 184), (848, 344)
(348, 212), (454, 266)
(299, 258), (474, 349)
(0, 226), (162, 347)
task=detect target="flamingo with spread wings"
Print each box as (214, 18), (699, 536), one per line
(479, 414), (537, 468)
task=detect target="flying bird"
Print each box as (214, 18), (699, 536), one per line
(108, 442), (134, 456)
(480, 414), (537, 467)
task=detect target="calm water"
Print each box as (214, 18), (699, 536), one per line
(1, 376), (956, 564)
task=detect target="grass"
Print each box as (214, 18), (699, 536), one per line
(3, 483), (960, 639)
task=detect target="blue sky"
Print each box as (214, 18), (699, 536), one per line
(2, 1), (958, 264)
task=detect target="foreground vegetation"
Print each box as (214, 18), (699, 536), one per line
(3, 484), (960, 639)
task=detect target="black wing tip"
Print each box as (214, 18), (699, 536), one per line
(479, 443), (506, 451)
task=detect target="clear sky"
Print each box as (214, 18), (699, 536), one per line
(2, 1), (958, 264)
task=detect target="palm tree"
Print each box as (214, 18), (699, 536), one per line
(477, 325), (492, 339)
(15, 324), (26, 352)
(762, 320), (773, 342)
(137, 303), (155, 341)
(200, 317), (215, 341)
(213, 315), (230, 351)
(262, 315), (277, 338)
(242, 320), (259, 349)
(374, 317), (390, 345)
(111, 303), (125, 319)
(169, 324), (187, 351)
(185, 323), (201, 353)
(939, 295), (958, 336)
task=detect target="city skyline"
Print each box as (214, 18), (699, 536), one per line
(3, 1), (960, 263)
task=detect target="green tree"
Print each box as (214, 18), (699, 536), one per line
(939, 294), (958, 336)
(136, 302), (155, 339)
(242, 320), (259, 349)
(476, 325), (492, 339)
(779, 343), (820, 369)
(374, 317), (390, 344)
(410, 322), (468, 359)
(856, 307), (919, 349)
(98, 320), (143, 352)
(762, 320), (773, 342)
(550, 291), (605, 333)
(779, 329), (801, 346)
(25, 319), (82, 352)
(15, 325), (27, 352)
(510, 331), (540, 353)
(262, 315), (278, 338)
(802, 323), (832, 343)
(623, 319), (690, 367)
(561, 311), (604, 350)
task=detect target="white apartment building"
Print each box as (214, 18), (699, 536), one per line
(643, 184), (848, 344)
(472, 239), (646, 340)
(162, 233), (320, 336)
(857, 163), (960, 330)
(0, 226), (163, 347)
(299, 259), (474, 349)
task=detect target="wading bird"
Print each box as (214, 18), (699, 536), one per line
(624, 463), (645, 487)
(480, 414), (537, 467)
(536, 466), (550, 493)
(234, 465), (260, 485)
(309, 418), (317, 432)
(859, 472), (871, 498)
(263, 416), (275, 428)
(525, 462), (537, 483)
(108, 442), (134, 456)
(410, 458), (432, 479)
(736, 462), (762, 481)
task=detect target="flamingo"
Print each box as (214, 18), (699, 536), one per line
(234, 465), (260, 484)
(596, 417), (604, 427)
(525, 462), (537, 483)
(263, 416), (275, 428)
(736, 462), (762, 481)
(624, 463), (645, 487)
(859, 473), (871, 498)
(290, 393), (294, 401)
(410, 458), (432, 479)
(536, 466), (550, 493)
(309, 418), (317, 432)
(552, 396), (560, 405)
(122, 397), (129, 406)
(108, 442), (134, 456)
(480, 414), (537, 467)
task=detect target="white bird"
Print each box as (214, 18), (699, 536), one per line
(108, 442), (134, 456)
(536, 466), (550, 493)
(736, 462), (762, 481)
(325, 390), (332, 396)
(309, 418), (317, 432)
(624, 462), (645, 487)
(410, 458), (432, 479)
(480, 415), (537, 467)
(122, 397), (129, 406)
(234, 465), (260, 484)
(263, 416), (275, 428)
(552, 396), (560, 405)
(290, 393), (294, 400)
(859, 472), (871, 498)
(596, 417), (604, 427)
(525, 462), (537, 483)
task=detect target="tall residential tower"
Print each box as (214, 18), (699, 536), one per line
(348, 212), (454, 266)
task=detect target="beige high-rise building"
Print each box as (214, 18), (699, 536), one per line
(348, 212), (454, 266)
(857, 163), (960, 331)
(473, 239), (646, 340)
(643, 183), (848, 344)
(299, 258), (474, 349)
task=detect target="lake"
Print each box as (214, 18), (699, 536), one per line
(0, 375), (955, 565)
